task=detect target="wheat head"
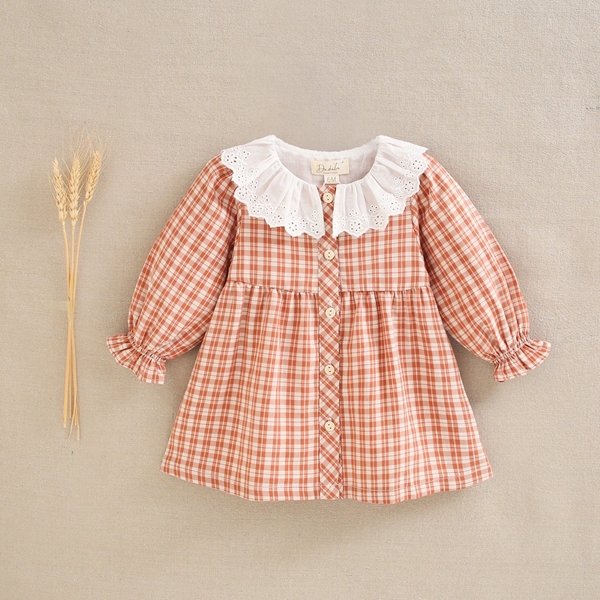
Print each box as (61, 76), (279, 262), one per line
(52, 158), (68, 224)
(67, 154), (82, 226)
(84, 150), (102, 206)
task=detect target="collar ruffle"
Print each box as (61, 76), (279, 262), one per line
(220, 134), (428, 239)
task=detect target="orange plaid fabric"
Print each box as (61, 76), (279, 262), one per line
(106, 149), (551, 504)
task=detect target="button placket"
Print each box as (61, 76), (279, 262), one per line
(317, 184), (343, 499)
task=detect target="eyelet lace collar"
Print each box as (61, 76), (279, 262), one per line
(220, 134), (428, 239)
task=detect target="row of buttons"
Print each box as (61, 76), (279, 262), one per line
(318, 187), (341, 496)
(324, 190), (337, 440)
(322, 198), (337, 392)
(323, 193), (337, 420)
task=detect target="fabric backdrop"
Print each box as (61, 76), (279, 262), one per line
(1, 1), (597, 598)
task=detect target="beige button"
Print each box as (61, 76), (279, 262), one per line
(325, 307), (336, 318)
(323, 364), (336, 375)
(322, 192), (334, 204)
(324, 420), (336, 432)
(323, 249), (336, 260)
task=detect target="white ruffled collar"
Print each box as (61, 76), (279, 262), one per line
(220, 134), (428, 239)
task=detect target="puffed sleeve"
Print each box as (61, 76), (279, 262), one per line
(414, 153), (551, 383)
(106, 155), (237, 384)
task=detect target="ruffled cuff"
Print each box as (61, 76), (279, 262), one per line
(492, 333), (551, 383)
(106, 332), (166, 385)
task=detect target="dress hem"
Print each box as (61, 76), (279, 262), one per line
(159, 458), (493, 504)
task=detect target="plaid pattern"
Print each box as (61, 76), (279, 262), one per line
(106, 151), (551, 503)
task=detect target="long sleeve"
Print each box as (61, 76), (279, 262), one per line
(413, 154), (551, 383)
(106, 155), (238, 384)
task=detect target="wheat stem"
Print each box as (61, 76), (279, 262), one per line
(70, 224), (77, 432)
(68, 226), (79, 440)
(64, 320), (72, 427)
(66, 303), (73, 428)
(73, 204), (86, 305)
(66, 152), (82, 437)
(68, 309), (79, 439)
(62, 222), (71, 427)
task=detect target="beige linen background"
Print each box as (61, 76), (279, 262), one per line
(1, 1), (598, 598)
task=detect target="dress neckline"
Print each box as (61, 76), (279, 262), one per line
(220, 134), (428, 239)
(267, 134), (385, 190)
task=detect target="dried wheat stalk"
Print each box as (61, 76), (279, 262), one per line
(50, 130), (105, 440)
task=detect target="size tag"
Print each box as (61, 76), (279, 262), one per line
(311, 158), (349, 186)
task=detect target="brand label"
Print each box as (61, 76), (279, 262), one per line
(310, 158), (349, 176)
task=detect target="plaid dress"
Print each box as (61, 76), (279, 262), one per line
(106, 134), (551, 504)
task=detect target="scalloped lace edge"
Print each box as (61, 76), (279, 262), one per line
(220, 141), (427, 239)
